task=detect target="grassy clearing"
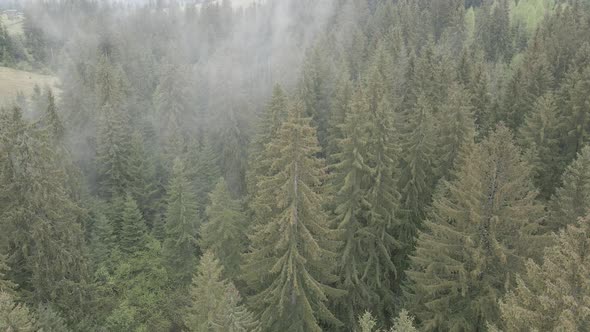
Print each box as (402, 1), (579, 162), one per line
(0, 66), (59, 106)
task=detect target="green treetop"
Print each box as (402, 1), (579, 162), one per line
(405, 124), (543, 331)
(548, 146), (590, 232)
(519, 93), (562, 199)
(185, 251), (258, 332)
(118, 194), (150, 256)
(201, 178), (247, 279)
(243, 101), (344, 331)
(498, 214), (590, 331)
(163, 158), (199, 288)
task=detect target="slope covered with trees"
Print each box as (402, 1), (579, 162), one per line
(1, 0), (590, 331)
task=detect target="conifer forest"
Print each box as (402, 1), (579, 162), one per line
(2, 0), (590, 330)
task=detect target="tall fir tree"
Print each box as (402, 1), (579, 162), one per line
(89, 213), (115, 269)
(558, 61), (590, 166)
(186, 136), (221, 218)
(185, 251), (258, 332)
(435, 82), (476, 179)
(300, 46), (333, 153)
(200, 178), (247, 279)
(326, 65), (353, 161)
(479, 0), (512, 62)
(405, 124), (543, 331)
(96, 102), (133, 199)
(548, 146), (590, 232)
(127, 130), (159, 225)
(153, 62), (195, 169)
(95, 55), (127, 109)
(39, 88), (85, 204)
(397, 93), (437, 270)
(331, 45), (402, 324)
(331, 87), (376, 324)
(218, 108), (249, 197)
(466, 53), (493, 137)
(500, 68), (533, 130)
(243, 101), (344, 331)
(246, 84), (288, 197)
(498, 215), (590, 331)
(108, 195), (169, 331)
(519, 93), (562, 199)
(0, 107), (90, 324)
(118, 194), (150, 256)
(42, 89), (65, 143)
(162, 158), (199, 288)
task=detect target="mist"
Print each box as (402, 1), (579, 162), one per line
(5, 0), (340, 191)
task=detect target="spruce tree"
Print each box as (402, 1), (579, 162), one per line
(96, 102), (133, 199)
(89, 213), (115, 268)
(243, 101), (343, 331)
(500, 68), (533, 130)
(390, 310), (418, 332)
(247, 84), (288, 197)
(358, 311), (378, 332)
(331, 47), (402, 324)
(331, 87), (375, 323)
(558, 46), (590, 163)
(435, 82), (476, 179)
(108, 241), (169, 332)
(357, 309), (417, 332)
(548, 146), (590, 232)
(42, 89), (65, 142)
(187, 136), (221, 218)
(404, 124), (543, 331)
(519, 93), (562, 199)
(118, 194), (149, 256)
(397, 94), (437, 267)
(39, 88), (84, 202)
(200, 178), (247, 279)
(0, 292), (35, 332)
(186, 251), (258, 332)
(217, 109), (248, 197)
(127, 130), (159, 224)
(300, 46), (333, 153)
(218, 284), (259, 332)
(95, 55), (127, 109)
(498, 215), (590, 331)
(326, 65), (353, 161)
(162, 158), (199, 288)
(410, 43), (454, 115)
(109, 196), (169, 331)
(153, 63), (195, 170)
(250, 84), (288, 159)
(153, 63), (193, 140)
(0, 107), (90, 322)
(468, 55), (493, 137)
(479, 0), (512, 62)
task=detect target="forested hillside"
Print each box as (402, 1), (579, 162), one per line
(1, 0), (590, 331)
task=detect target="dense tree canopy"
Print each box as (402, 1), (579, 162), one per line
(1, 0), (590, 330)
